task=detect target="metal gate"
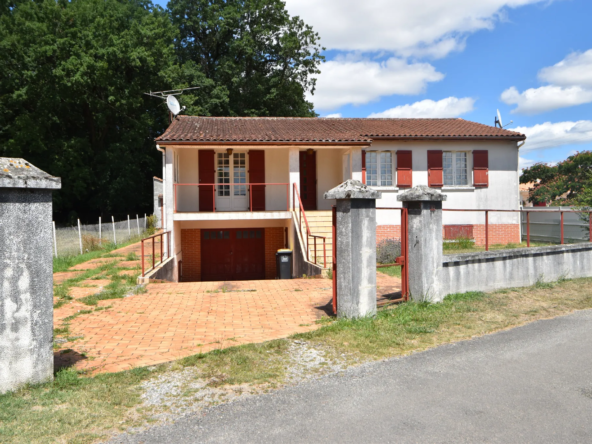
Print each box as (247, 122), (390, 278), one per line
(332, 206), (409, 315)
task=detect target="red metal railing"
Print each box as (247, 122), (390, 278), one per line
(141, 231), (171, 277)
(441, 208), (592, 251)
(173, 183), (289, 213)
(375, 207), (409, 302)
(293, 184), (327, 268)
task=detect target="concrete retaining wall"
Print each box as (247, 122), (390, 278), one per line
(440, 243), (592, 295)
(138, 256), (175, 284)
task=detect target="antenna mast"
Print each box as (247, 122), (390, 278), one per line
(144, 86), (200, 122)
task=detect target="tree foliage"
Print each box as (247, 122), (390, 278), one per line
(0, 0), (323, 222)
(520, 151), (592, 208)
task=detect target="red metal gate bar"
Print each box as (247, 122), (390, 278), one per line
(141, 240), (145, 276)
(485, 210), (489, 252)
(332, 205), (337, 315)
(561, 211), (564, 244)
(527, 211), (530, 247)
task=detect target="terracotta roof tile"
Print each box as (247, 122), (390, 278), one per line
(156, 116), (526, 144)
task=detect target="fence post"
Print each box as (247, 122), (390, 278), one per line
(99, 216), (102, 246)
(589, 212), (591, 243)
(52, 221), (58, 258)
(136, 214), (140, 236)
(112, 216), (117, 245)
(144, 213), (147, 230)
(77, 219), (83, 254)
(127, 215), (131, 238)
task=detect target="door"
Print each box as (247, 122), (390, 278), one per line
(216, 152), (249, 211)
(198, 150), (215, 211)
(249, 150), (266, 211)
(201, 228), (265, 281)
(299, 150), (317, 211)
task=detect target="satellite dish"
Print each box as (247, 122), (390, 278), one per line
(496, 109), (503, 128)
(166, 95), (181, 115)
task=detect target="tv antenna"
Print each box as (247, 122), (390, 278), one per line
(495, 109), (513, 129)
(144, 87), (200, 121)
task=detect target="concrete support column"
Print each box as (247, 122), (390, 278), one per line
(398, 186), (447, 302)
(288, 147), (300, 209)
(0, 158), (61, 393)
(164, 148), (177, 280)
(342, 151), (351, 182)
(325, 180), (381, 318)
(350, 147), (363, 183)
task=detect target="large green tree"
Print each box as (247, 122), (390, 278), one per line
(520, 151), (592, 209)
(0, 0), (324, 223)
(168, 0), (324, 116)
(0, 0), (178, 222)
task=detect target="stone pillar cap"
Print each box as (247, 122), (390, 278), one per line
(397, 185), (446, 202)
(324, 179), (381, 200)
(0, 158), (61, 189)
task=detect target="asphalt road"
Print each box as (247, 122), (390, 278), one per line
(112, 310), (592, 443)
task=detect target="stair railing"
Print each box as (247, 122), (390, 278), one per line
(293, 184), (327, 267)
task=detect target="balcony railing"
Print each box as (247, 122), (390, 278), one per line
(173, 183), (290, 213)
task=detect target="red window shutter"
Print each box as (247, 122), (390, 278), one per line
(396, 150), (412, 188)
(428, 150), (443, 188)
(249, 150), (266, 211)
(473, 150), (489, 188)
(361, 150), (366, 184)
(198, 150), (215, 212)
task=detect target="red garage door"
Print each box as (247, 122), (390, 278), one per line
(201, 228), (265, 281)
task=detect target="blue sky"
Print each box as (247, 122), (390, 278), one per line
(157, 0), (592, 170)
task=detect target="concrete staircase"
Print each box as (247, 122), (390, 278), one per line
(299, 210), (333, 269)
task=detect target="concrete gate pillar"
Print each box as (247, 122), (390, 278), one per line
(0, 158), (61, 393)
(325, 180), (381, 318)
(397, 185), (446, 303)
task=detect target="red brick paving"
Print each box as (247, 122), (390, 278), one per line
(54, 240), (402, 375)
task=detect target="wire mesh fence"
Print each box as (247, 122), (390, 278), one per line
(53, 215), (151, 257)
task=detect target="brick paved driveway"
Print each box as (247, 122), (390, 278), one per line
(54, 244), (401, 374)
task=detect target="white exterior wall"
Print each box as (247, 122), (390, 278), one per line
(316, 149), (342, 210)
(371, 140), (520, 226)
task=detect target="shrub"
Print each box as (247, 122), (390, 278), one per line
(376, 238), (401, 264)
(82, 234), (102, 252)
(146, 214), (158, 235)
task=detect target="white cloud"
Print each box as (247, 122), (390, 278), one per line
(323, 113), (342, 118)
(369, 97), (475, 118)
(501, 48), (592, 114)
(309, 57), (444, 110)
(519, 156), (535, 170)
(515, 120), (592, 151)
(538, 49), (592, 88)
(501, 85), (592, 114)
(285, 0), (546, 59)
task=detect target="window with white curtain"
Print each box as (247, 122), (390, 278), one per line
(443, 151), (468, 186)
(366, 151), (393, 186)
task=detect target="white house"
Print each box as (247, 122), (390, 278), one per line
(155, 116), (526, 282)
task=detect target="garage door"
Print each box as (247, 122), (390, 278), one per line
(201, 228), (265, 281)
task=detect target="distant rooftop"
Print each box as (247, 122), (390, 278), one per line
(156, 116), (527, 144)
(0, 158), (61, 189)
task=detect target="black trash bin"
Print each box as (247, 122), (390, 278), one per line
(276, 249), (292, 279)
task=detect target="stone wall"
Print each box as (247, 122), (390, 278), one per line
(440, 243), (592, 296)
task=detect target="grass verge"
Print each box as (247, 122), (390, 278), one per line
(53, 236), (144, 273)
(4, 276), (592, 443)
(443, 240), (555, 255)
(377, 265), (402, 278)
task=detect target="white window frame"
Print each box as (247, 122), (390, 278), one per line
(366, 151), (394, 187)
(443, 151), (469, 187)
